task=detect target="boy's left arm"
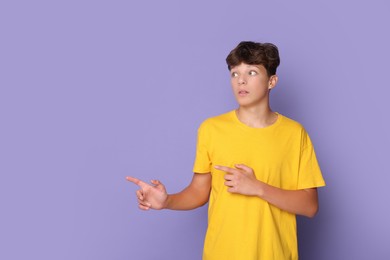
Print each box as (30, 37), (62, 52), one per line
(214, 164), (319, 218)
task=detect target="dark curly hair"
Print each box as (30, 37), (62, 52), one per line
(226, 41), (280, 76)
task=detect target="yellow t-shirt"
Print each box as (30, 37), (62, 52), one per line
(193, 110), (325, 260)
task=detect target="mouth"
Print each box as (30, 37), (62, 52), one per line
(238, 90), (249, 96)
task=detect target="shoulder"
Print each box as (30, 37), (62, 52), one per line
(278, 114), (306, 132)
(198, 110), (235, 130)
(277, 113), (312, 142)
(278, 114), (316, 148)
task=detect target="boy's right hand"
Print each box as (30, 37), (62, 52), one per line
(126, 177), (168, 210)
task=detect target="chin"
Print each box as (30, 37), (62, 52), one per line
(236, 100), (255, 107)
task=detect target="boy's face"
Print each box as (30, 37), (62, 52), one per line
(230, 63), (277, 108)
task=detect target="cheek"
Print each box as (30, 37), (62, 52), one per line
(251, 78), (268, 88)
(230, 79), (239, 88)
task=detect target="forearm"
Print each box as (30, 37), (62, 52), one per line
(165, 173), (211, 210)
(257, 182), (319, 218)
(165, 186), (209, 210)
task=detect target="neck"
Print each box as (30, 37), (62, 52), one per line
(236, 105), (277, 128)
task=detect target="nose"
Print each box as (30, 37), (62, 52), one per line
(238, 75), (246, 85)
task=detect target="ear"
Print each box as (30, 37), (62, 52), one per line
(268, 75), (278, 90)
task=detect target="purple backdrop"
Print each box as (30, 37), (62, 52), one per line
(1, 0), (389, 259)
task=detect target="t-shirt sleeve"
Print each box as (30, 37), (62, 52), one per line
(297, 129), (326, 189)
(192, 121), (212, 174)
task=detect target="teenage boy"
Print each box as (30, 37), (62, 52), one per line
(127, 41), (325, 260)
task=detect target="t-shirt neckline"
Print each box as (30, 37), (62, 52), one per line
(230, 110), (283, 131)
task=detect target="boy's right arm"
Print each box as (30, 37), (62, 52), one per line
(127, 173), (211, 211)
(166, 173), (211, 210)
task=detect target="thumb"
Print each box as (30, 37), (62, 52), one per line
(151, 179), (166, 191)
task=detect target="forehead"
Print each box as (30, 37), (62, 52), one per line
(230, 63), (265, 71)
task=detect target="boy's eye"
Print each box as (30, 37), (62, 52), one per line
(249, 70), (257, 76)
(231, 72), (239, 78)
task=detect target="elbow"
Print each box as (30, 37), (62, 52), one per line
(305, 203), (319, 218)
(197, 196), (210, 208)
(196, 188), (211, 208)
(306, 209), (318, 218)
(301, 188), (319, 218)
(197, 200), (208, 208)
(191, 193), (210, 209)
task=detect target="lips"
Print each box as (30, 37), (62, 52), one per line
(238, 90), (249, 96)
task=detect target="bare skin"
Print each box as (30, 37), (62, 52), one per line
(126, 173), (211, 211)
(127, 62), (320, 218)
(127, 164), (318, 218)
(214, 164), (318, 217)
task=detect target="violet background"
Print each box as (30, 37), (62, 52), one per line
(1, 0), (389, 259)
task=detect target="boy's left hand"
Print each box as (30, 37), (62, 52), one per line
(214, 164), (262, 196)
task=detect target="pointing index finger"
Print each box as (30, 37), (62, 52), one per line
(214, 165), (237, 174)
(126, 176), (147, 187)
